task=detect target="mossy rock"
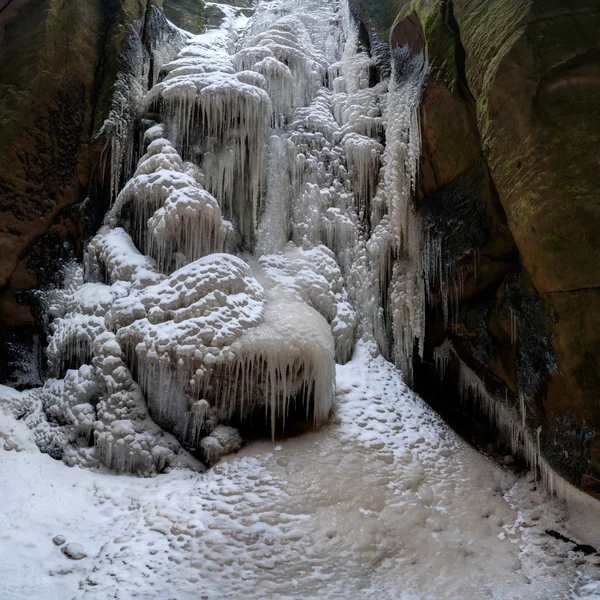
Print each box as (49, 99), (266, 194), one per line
(458, 1), (600, 293)
(163, 0), (206, 34)
(349, 0), (600, 491)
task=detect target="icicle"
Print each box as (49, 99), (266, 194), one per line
(433, 339), (453, 381)
(510, 307), (518, 345)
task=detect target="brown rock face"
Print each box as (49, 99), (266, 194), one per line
(0, 0), (184, 385)
(351, 0), (600, 494)
(0, 0), (104, 323)
(162, 0), (206, 34)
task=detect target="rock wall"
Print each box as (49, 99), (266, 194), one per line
(0, 0), (190, 386)
(162, 0), (206, 34)
(350, 0), (600, 496)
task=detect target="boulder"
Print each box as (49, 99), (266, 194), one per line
(61, 543), (87, 560)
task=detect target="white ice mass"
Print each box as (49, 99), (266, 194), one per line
(1, 0), (600, 598)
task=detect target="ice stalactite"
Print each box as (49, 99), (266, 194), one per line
(256, 134), (295, 256)
(251, 57), (295, 127)
(422, 223), (475, 329)
(207, 293), (336, 438)
(420, 167), (489, 330)
(351, 44), (428, 382)
(145, 30), (272, 250)
(432, 338), (453, 382)
(98, 14), (187, 203)
(456, 353), (578, 501)
(91, 330), (199, 474)
(428, 338), (584, 502)
(342, 133), (383, 220)
(98, 30), (145, 204)
(108, 136), (227, 272)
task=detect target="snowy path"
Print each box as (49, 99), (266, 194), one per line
(2, 342), (599, 599)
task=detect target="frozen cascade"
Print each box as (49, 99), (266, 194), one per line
(1, 0), (592, 514)
(0, 0), (456, 471)
(374, 46), (428, 383)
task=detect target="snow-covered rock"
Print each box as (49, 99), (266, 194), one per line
(61, 543), (86, 560)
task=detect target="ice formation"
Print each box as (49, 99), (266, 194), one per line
(144, 21), (272, 250)
(259, 242), (356, 364)
(2, 0), (575, 502)
(2, 0), (398, 471)
(108, 136), (228, 272)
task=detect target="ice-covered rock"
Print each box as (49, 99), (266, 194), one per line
(199, 425), (242, 466)
(259, 242), (356, 363)
(107, 137), (227, 272)
(111, 253), (335, 444)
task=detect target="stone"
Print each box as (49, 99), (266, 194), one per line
(61, 543), (87, 560)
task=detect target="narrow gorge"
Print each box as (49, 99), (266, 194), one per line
(0, 0), (599, 598)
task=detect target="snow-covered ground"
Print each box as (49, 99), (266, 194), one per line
(2, 342), (599, 599)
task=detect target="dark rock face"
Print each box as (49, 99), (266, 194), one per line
(351, 0), (600, 496)
(0, 0), (185, 387)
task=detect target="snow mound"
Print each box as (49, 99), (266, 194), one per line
(259, 241), (355, 364)
(107, 138), (226, 272)
(111, 253), (334, 444)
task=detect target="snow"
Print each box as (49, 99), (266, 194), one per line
(258, 241), (356, 363)
(2, 346), (600, 599)
(107, 137), (226, 270)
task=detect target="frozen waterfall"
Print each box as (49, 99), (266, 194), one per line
(8, 0), (411, 472)
(2, 1), (600, 599)
(0, 0), (579, 503)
